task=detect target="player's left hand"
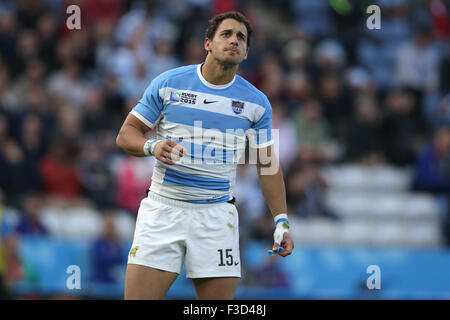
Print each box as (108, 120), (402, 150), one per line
(272, 232), (294, 257)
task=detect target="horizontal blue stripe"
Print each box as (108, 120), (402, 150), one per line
(163, 105), (251, 133)
(181, 195), (232, 204)
(275, 218), (289, 225)
(162, 168), (230, 191)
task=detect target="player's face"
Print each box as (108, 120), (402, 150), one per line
(205, 18), (249, 67)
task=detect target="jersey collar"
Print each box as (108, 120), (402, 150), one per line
(196, 64), (236, 90)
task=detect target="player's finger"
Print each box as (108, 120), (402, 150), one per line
(279, 237), (293, 257)
(157, 152), (175, 165)
(267, 242), (283, 255)
(180, 146), (188, 155)
(162, 141), (185, 157)
(272, 242), (281, 252)
(171, 144), (185, 158)
(267, 247), (283, 256)
(279, 245), (292, 257)
(161, 143), (173, 153)
(161, 151), (178, 161)
(160, 157), (175, 165)
(165, 139), (179, 148)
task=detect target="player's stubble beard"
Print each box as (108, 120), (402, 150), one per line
(209, 49), (243, 72)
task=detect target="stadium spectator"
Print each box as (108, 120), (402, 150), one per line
(115, 156), (154, 214)
(36, 12), (58, 74)
(425, 93), (450, 130)
(0, 139), (42, 207)
(90, 210), (126, 284)
(283, 70), (313, 113)
(18, 111), (48, 158)
(344, 96), (385, 164)
(39, 138), (82, 202)
(255, 53), (285, 102)
(81, 86), (114, 134)
(10, 30), (41, 80)
(317, 71), (354, 140)
(291, 0), (336, 38)
(0, 9), (19, 74)
(381, 88), (430, 166)
(394, 25), (441, 94)
(412, 127), (450, 195)
(285, 153), (337, 219)
(7, 58), (46, 111)
(292, 98), (337, 163)
(47, 60), (89, 109)
(78, 137), (116, 210)
(14, 192), (48, 236)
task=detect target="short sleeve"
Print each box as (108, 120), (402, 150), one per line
(130, 77), (166, 129)
(247, 96), (274, 149)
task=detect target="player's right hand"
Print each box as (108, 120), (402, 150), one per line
(153, 139), (187, 165)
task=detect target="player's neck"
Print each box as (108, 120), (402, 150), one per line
(201, 56), (237, 85)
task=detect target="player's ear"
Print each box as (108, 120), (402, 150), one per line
(243, 48), (249, 60)
(204, 38), (212, 52)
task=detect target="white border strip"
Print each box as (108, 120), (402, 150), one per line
(196, 64), (236, 89)
(130, 110), (155, 129)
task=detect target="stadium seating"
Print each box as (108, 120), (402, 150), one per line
(289, 164), (442, 247)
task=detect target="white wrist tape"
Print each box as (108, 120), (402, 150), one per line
(274, 213), (289, 225)
(143, 139), (161, 156)
(273, 213), (289, 245)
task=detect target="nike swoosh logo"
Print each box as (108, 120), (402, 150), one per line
(203, 99), (218, 104)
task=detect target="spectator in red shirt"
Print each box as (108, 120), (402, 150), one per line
(39, 138), (82, 199)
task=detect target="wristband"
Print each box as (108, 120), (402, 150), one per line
(274, 213), (289, 229)
(143, 139), (161, 156)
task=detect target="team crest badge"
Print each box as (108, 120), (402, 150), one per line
(231, 100), (245, 114)
(129, 246), (139, 257)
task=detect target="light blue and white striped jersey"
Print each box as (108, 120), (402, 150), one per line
(130, 64), (273, 203)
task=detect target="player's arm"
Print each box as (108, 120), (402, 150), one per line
(116, 113), (185, 165)
(254, 144), (294, 257)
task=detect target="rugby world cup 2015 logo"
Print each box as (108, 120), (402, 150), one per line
(169, 90), (181, 102)
(231, 100), (245, 114)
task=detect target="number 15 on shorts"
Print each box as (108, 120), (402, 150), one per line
(217, 249), (239, 266)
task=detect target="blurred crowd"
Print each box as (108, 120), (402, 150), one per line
(0, 0), (449, 297)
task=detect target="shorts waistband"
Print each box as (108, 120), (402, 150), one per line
(146, 190), (234, 209)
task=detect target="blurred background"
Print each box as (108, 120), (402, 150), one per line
(0, 0), (449, 299)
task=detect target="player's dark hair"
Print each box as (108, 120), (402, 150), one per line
(205, 11), (252, 48)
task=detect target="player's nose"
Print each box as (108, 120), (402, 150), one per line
(229, 34), (239, 45)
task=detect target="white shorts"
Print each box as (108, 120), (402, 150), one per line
(127, 191), (241, 278)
